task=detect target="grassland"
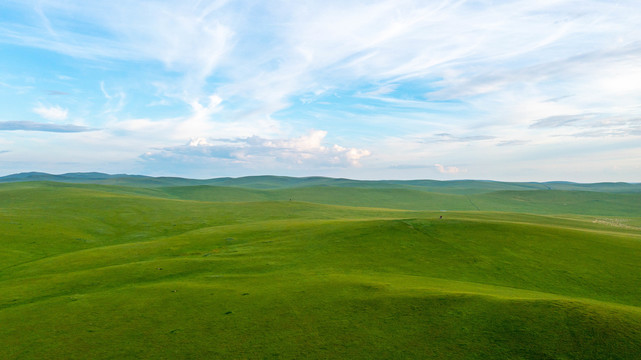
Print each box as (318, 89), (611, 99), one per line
(1, 176), (640, 359)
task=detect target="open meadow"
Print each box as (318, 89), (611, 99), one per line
(1, 175), (641, 359)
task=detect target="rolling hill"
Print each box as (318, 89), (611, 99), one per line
(1, 178), (640, 358)
(2, 172), (640, 193)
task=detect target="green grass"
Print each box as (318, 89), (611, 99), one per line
(1, 181), (641, 359)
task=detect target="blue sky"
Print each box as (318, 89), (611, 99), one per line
(1, 0), (640, 181)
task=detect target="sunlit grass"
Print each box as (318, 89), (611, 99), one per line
(1, 182), (640, 358)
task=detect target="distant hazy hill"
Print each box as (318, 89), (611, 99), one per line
(1, 172), (639, 194)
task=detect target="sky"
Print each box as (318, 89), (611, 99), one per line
(0, 0), (640, 181)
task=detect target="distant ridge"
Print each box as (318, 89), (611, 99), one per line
(1, 172), (639, 194)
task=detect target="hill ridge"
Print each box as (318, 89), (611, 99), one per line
(1, 172), (640, 193)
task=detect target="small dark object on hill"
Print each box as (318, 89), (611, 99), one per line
(440, 216), (443, 219)
(171, 290), (176, 293)
(157, 267), (162, 270)
(242, 293), (249, 296)
(225, 311), (233, 315)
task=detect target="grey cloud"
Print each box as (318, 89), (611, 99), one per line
(0, 121), (94, 133)
(529, 114), (597, 128)
(156, 138), (290, 162)
(151, 136), (272, 160)
(567, 126), (641, 138)
(532, 113), (641, 137)
(429, 133), (495, 142)
(543, 95), (573, 103)
(498, 140), (529, 146)
(530, 114), (641, 136)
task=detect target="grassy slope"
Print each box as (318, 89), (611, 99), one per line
(157, 184), (641, 216)
(28, 180), (632, 215)
(470, 190), (641, 216)
(1, 182), (641, 359)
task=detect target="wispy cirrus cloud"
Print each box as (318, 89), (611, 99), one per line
(100, 81), (127, 114)
(6, 1), (641, 126)
(1, 1), (233, 102)
(1, 0), (641, 180)
(0, 121), (93, 132)
(530, 113), (641, 138)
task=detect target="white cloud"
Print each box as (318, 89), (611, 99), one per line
(434, 164), (463, 174)
(175, 94), (226, 139)
(188, 137), (212, 147)
(33, 104), (68, 121)
(263, 130), (327, 152)
(143, 130), (371, 169)
(345, 148), (371, 167)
